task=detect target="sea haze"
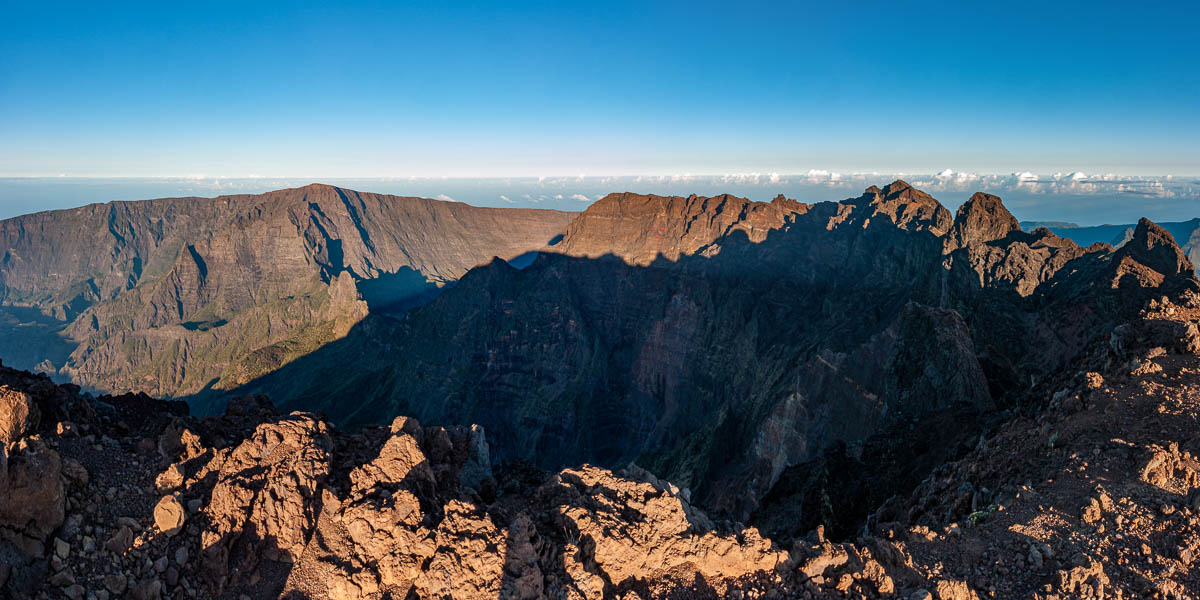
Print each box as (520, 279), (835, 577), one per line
(1, 172), (1197, 224)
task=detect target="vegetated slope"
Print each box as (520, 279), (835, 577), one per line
(3, 289), (1200, 599)
(0, 184), (574, 396)
(232, 181), (1199, 527)
(1022, 217), (1200, 267)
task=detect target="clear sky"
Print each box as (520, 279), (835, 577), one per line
(2, 1), (1198, 177)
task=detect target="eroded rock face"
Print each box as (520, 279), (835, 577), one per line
(544, 465), (787, 590)
(0, 185), (575, 396)
(556, 192), (808, 265)
(0, 370), (72, 598)
(945, 192), (1021, 251)
(1121, 218), (1196, 279)
(198, 413), (332, 588)
(159, 409), (793, 599)
(272, 415), (512, 599)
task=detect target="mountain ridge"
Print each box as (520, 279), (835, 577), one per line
(0, 185), (575, 394)
(220, 180), (1198, 526)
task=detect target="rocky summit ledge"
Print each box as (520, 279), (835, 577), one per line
(2, 291), (1200, 598)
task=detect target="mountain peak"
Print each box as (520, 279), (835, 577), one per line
(946, 192), (1020, 250)
(855, 181), (952, 234)
(1117, 217), (1195, 277)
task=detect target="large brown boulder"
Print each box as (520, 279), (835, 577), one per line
(0, 439), (64, 556)
(0, 386), (38, 448)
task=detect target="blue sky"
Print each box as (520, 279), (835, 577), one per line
(2, 1), (1198, 178)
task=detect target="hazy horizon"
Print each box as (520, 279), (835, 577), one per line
(2, 172), (1197, 226)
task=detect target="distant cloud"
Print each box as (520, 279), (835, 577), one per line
(570, 194), (591, 202)
(715, 172), (785, 185)
(436, 194), (455, 202)
(802, 169), (845, 185)
(499, 194), (513, 203)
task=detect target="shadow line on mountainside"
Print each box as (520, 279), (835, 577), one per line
(178, 208), (985, 531)
(177, 198), (1195, 542)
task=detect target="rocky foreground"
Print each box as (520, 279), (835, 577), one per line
(4, 292), (1200, 599)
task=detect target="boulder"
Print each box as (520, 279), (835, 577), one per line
(0, 386), (38, 448)
(153, 495), (185, 537)
(0, 439), (64, 555)
(157, 421), (204, 463)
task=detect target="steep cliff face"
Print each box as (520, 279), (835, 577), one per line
(0, 185), (574, 394)
(232, 181), (1196, 523)
(556, 191), (808, 264)
(0, 195), (261, 321)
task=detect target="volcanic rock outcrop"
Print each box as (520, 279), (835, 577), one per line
(556, 191), (807, 264)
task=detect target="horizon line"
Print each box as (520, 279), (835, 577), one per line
(2, 171), (1198, 180)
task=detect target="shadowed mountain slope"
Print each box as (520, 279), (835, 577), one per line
(226, 181), (1199, 524)
(5, 288), (1200, 598)
(0, 184), (574, 394)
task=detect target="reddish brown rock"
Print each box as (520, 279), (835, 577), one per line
(0, 386), (37, 448)
(544, 465), (787, 589)
(0, 438), (63, 556)
(556, 191), (807, 265)
(154, 495), (185, 536)
(198, 413), (332, 588)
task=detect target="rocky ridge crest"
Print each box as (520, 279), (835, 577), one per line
(0, 185), (573, 396)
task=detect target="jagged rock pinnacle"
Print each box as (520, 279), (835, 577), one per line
(946, 191), (1020, 250)
(1118, 217), (1195, 277)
